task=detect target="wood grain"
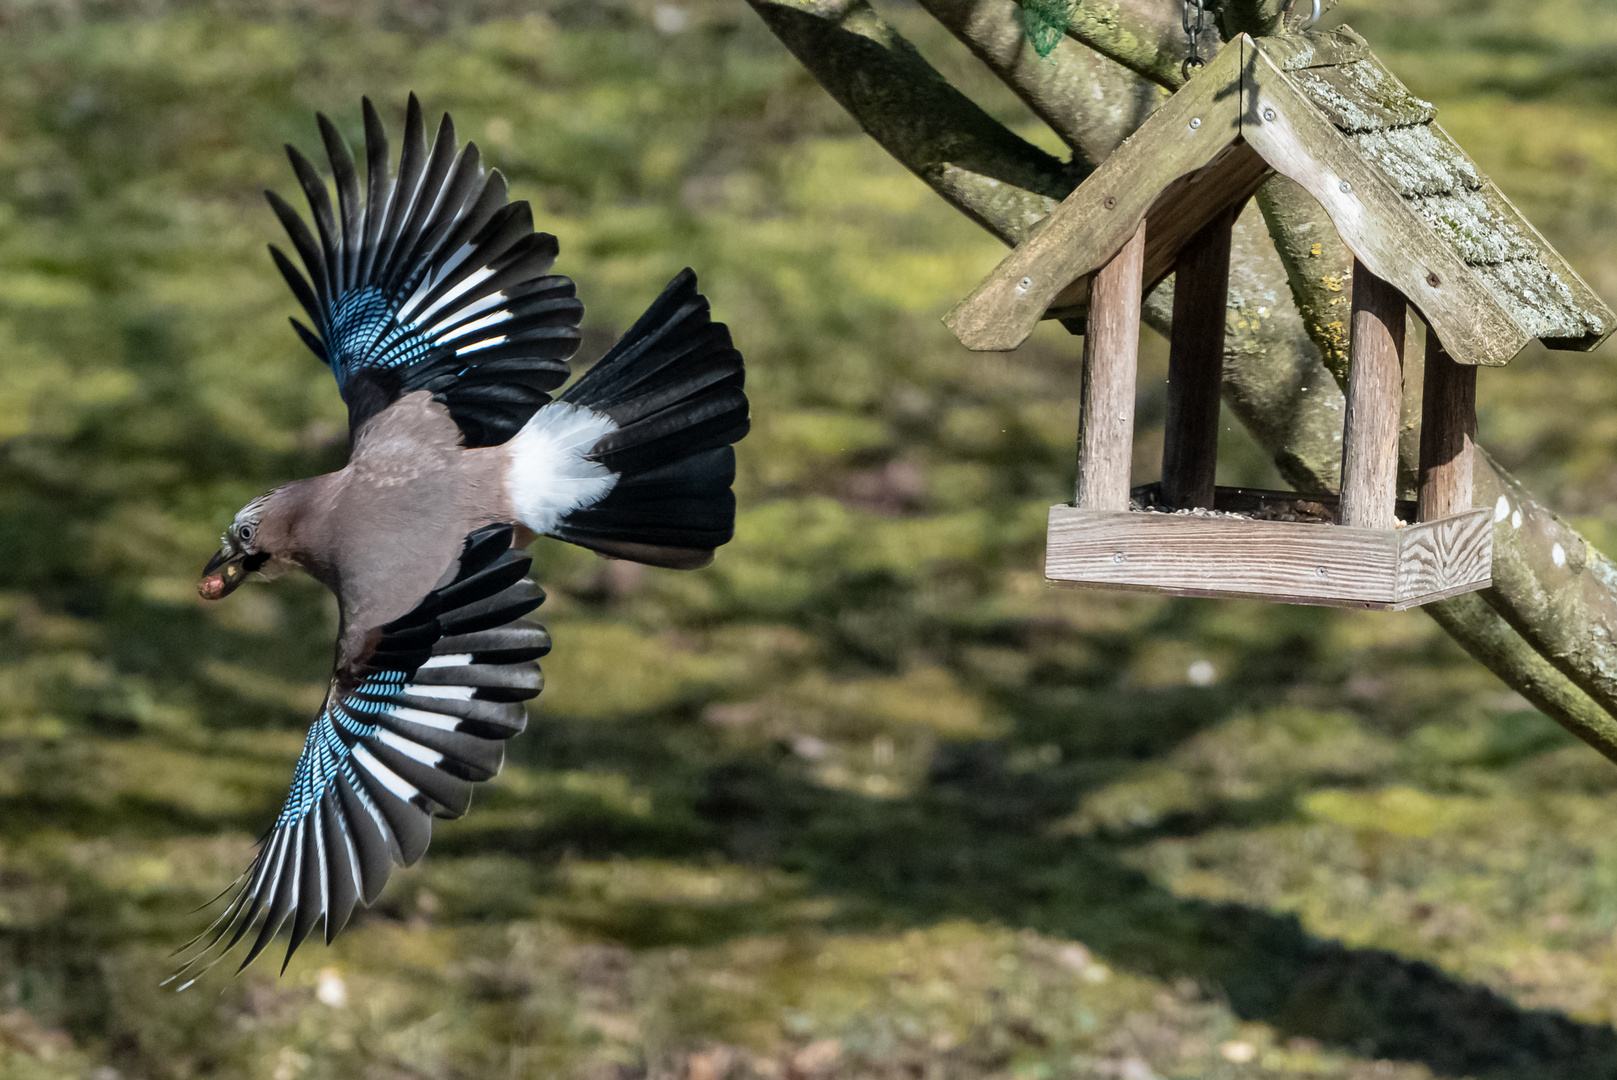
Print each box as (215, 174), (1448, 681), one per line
(1468, 166), (1615, 351)
(1137, 142), (1269, 300)
(1257, 25), (1371, 70)
(1394, 507), (1492, 604)
(1239, 38), (1528, 366)
(1339, 259), (1406, 529)
(1077, 219), (1147, 511)
(1045, 504), (1491, 609)
(945, 39), (1244, 352)
(1161, 207), (1236, 509)
(1044, 142), (1272, 321)
(1417, 333), (1476, 523)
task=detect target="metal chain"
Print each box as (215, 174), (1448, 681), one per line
(1181, 0), (1206, 82)
(1282, 0), (1324, 29)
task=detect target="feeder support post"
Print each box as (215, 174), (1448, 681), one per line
(1416, 332), (1477, 522)
(1161, 206), (1237, 509)
(1340, 259), (1407, 529)
(1076, 219), (1147, 511)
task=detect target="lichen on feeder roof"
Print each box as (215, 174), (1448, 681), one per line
(1281, 28), (1608, 349)
(946, 29), (1615, 365)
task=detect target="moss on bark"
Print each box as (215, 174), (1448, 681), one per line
(746, 0), (1073, 244)
(919, 0), (1167, 169)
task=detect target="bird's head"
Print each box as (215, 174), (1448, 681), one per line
(199, 496), (274, 601)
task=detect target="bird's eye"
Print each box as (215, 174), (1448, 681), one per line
(238, 524), (255, 542)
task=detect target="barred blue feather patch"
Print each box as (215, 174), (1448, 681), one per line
(169, 524), (548, 984)
(325, 288), (435, 389)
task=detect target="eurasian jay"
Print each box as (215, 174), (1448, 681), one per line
(171, 96), (747, 984)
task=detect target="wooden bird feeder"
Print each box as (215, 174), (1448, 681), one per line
(948, 28), (1615, 609)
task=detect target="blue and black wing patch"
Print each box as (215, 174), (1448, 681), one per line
(168, 525), (546, 985)
(269, 95), (584, 445)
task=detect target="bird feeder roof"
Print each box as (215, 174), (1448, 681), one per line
(946, 28), (1614, 366)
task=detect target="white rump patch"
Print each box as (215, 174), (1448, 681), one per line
(506, 401), (619, 534)
(352, 744), (419, 801)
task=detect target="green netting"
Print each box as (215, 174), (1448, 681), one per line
(1019, 0), (1071, 57)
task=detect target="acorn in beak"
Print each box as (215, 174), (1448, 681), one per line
(199, 540), (266, 600)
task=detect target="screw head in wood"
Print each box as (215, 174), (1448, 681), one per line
(1103, 196), (1117, 209)
(1339, 180), (1352, 193)
(1016, 276), (1033, 294)
(1426, 271), (1441, 287)
(1189, 117), (1202, 129)
(1114, 552), (1126, 564)
(1262, 108), (1276, 121)
(1316, 566), (1327, 576)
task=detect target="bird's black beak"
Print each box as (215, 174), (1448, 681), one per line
(199, 544), (258, 601)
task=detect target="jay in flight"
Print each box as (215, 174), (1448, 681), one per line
(171, 96), (747, 985)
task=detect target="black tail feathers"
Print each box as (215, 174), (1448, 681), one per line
(552, 269), (748, 568)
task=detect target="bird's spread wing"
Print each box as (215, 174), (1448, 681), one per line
(269, 95), (584, 445)
(169, 524), (545, 985)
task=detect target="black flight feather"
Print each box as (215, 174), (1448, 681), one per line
(267, 95), (584, 445)
(550, 268), (749, 563)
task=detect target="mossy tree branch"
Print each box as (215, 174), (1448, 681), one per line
(745, 0), (1073, 245)
(746, 0), (1617, 762)
(1426, 591), (1617, 768)
(1057, 0), (1221, 89)
(1255, 177), (1353, 384)
(914, 0), (1166, 169)
(1473, 453), (1617, 715)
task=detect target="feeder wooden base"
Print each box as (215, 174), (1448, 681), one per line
(1045, 496), (1492, 609)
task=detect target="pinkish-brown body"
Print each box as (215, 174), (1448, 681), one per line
(254, 393), (515, 660)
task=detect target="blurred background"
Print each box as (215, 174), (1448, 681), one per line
(5, 0), (1617, 1077)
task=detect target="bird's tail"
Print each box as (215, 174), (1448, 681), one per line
(503, 268), (748, 569)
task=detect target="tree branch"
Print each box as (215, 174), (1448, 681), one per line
(1217, 197), (1347, 490)
(914, 0), (1166, 169)
(1255, 177), (1352, 384)
(1214, 0), (1287, 40)
(744, 0), (1073, 245)
(1426, 590), (1617, 767)
(1474, 452), (1617, 714)
(1057, 0), (1220, 89)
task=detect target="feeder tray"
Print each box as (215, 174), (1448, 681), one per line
(1048, 485), (1491, 610)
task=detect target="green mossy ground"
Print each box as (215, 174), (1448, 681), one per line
(4, 1), (1617, 1076)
